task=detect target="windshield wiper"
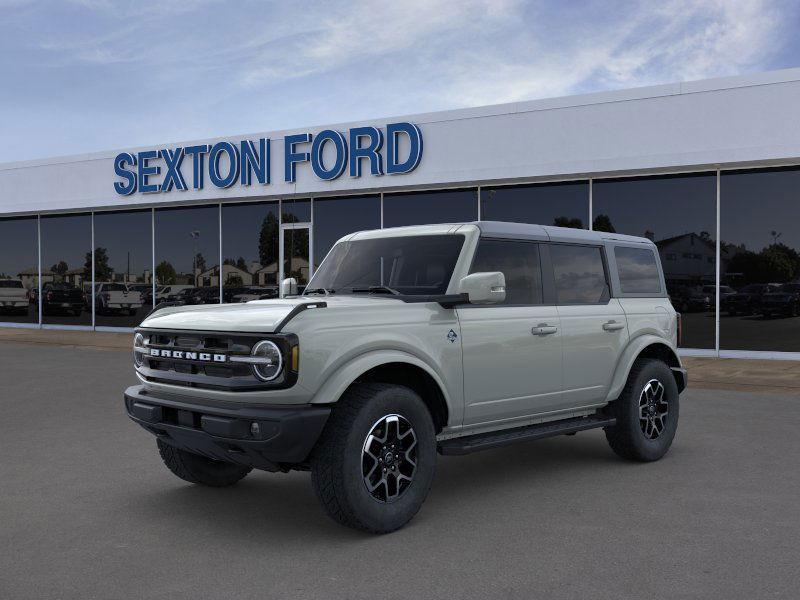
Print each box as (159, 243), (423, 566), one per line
(351, 285), (401, 295)
(304, 287), (335, 295)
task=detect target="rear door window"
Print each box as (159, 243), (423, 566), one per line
(470, 239), (543, 305)
(550, 244), (609, 304)
(615, 247), (662, 294)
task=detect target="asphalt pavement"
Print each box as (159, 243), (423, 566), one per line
(1, 342), (798, 599)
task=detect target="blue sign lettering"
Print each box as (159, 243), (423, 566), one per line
(113, 123), (422, 195)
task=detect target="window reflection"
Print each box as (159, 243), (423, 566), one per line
(93, 210), (152, 327)
(0, 217), (39, 324)
(221, 202), (279, 302)
(481, 182), (589, 228)
(720, 168), (800, 352)
(313, 195), (380, 267)
(383, 189), (478, 227)
(40, 214), (92, 325)
(593, 174), (717, 348)
(154, 206), (219, 306)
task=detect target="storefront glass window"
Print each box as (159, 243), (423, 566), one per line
(593, 173), (717, 349)
(481, 181), (589, 228)
(221, 201), (279, 302)
(154, 206), (220, 306)
(93, 210), (153, 328)
(0, 217), (39, 324)
(313, 195), (381, 267)
(720, 168), (800, 352)
(40, 213), (92, 326)
(383, 189), (478, 227)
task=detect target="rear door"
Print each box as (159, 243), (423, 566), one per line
(458, 239), (563, 427)
(549, 243), (628, 408)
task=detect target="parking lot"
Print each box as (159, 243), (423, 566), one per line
(1, 342), (799, 600)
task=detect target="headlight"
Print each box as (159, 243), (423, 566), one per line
(133, 333), (145, 367)
(250, 340), (283, 381)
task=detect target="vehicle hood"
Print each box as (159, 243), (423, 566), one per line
(139, 295), (404, 333)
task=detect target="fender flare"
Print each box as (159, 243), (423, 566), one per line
(605, 335), (681, 402)
(309, 349), (454, 412)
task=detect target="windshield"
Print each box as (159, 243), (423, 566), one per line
(307, 234), (465, 296)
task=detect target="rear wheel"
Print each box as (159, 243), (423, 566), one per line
(157, 439), (251, 487)
(310, 383), (437, 534)
(605, 359), (679, 462)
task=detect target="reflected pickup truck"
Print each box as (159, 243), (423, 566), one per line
(125, 222), (687, 533)
(0, 279), (29, 314)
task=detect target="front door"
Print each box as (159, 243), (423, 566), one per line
(279, 223), (312, 297)
(458, 239), (563, 427)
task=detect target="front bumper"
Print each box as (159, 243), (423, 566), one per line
(124, 385), (330, 471)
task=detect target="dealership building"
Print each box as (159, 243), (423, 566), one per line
(1, 68), (800, 359)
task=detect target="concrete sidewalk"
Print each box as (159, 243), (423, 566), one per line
(1, 327), (798, 395)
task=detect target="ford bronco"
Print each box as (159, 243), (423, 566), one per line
(125, 222), (686, 533)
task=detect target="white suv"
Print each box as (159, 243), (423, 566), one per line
(125, 222), (686, 533)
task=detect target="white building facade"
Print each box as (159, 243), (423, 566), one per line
(2, 68), (800, 359)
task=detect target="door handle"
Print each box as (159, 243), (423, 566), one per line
(602, 320), (625, 331)
(532, 323), (558, 336)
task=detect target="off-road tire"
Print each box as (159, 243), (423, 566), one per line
(156, 439), (251, 487)
(310, 383), (437, 534)
(605, 359), (679, 462)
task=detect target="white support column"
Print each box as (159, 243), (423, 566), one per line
(715, 169), (721, 357)
(218, 202), (223, 303)
(37, 214), (42, 328)
(150, 208), (155, 311)
(588, 178), (593, 230)
(309, 197), (315, 277)
(477, 186), (482, 220)
(91, 212), (95, 329)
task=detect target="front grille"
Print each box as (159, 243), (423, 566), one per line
(136, 328), (297, 391)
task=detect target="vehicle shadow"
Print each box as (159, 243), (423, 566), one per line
(127, 432), (623, 541)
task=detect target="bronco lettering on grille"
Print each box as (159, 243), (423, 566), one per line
(149, 349), (227, 363)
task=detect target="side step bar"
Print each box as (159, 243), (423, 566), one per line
(438, 415), (616, 456)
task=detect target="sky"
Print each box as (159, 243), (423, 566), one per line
(1, 0), (799, 163)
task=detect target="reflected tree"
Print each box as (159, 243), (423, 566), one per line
(592, 214), (616, 233)
(51, 261), (68, 276)
(85, 247), (113, 282)
(156, 261), (177, 285)
(553, 216), (584, 229)
(258, 213), (279, 268)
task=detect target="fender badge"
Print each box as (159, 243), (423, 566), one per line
(447, 329), (458, 343)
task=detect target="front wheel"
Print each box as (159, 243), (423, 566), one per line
(605, 359), (679, 462)
(310, 383), (437, 534)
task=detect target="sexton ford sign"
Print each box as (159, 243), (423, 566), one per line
(112, 122), (423, 196)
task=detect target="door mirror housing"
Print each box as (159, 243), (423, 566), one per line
(457, 272), (506, 304)
(281, 277), (298, 297)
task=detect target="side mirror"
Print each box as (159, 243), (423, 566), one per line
(281, 277), (298, 297)
(457, 272), (506, 304)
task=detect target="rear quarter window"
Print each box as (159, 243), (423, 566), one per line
(615, 247), (662, 294)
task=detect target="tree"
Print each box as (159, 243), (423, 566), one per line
(84, 247), (113, 283)
(236, 256), (248, 272)
(194, 253), (206, 273)
(51, 261), (68, 276)
(156, 261), (177, 285)
(553, 216), (584, 229)
(592, 214), (616, 233)
(258, 213), (279, 268)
